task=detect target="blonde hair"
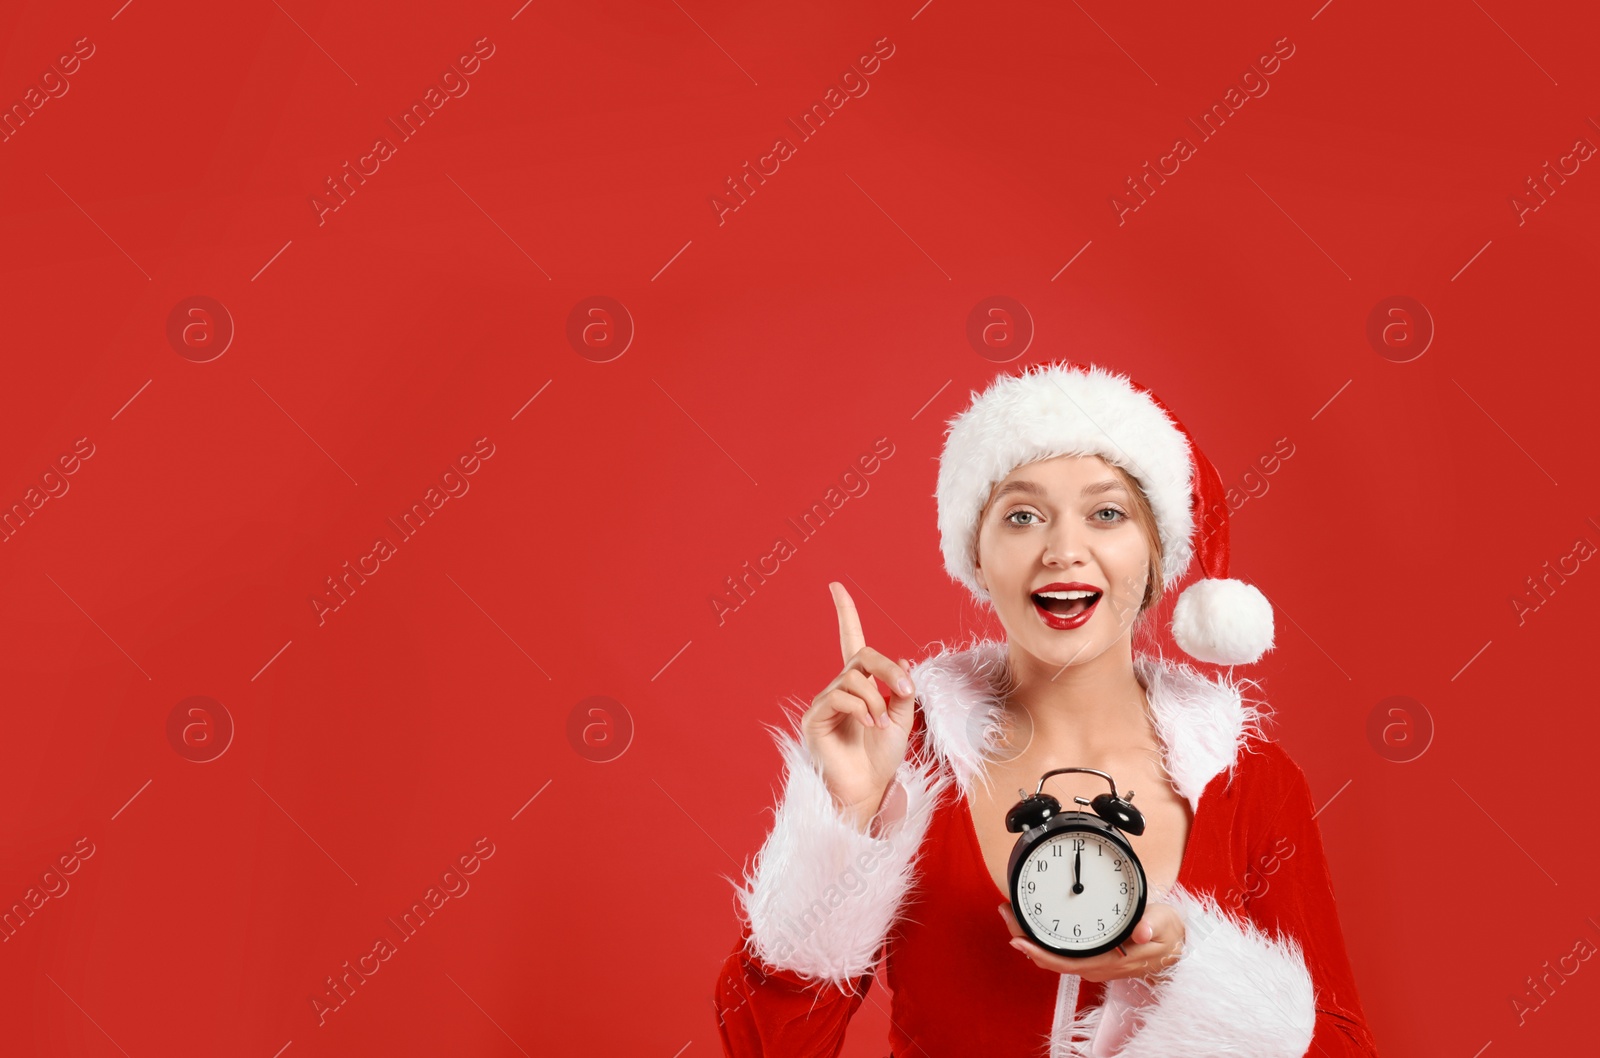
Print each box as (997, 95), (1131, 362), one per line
(1104, 461), (1164, 624)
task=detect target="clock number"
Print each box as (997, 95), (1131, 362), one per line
(1024, 881), (1036, 895)
(1036, 859), (1047, 872)
(1119, 881), (1128, 895)
(1071, 837), (1085, 852)
(1072, 923), (1082, 937)
(1052, 919), (1060, 930)
(1033, 902), (1043, 916)
(1052, 843), (1064, 857)
(1113, 858), (1123, 872)
(1097, 918), (1105, 931)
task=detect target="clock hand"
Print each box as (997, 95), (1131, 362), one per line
(1072, 846), (1083, 894)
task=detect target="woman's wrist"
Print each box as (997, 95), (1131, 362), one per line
(866, 779), (907, 837)
(840, 779), (902, 836)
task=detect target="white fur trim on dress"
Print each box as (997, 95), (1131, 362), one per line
(908, 637), (1015, 801)
(936, 362), (1196, 607)
(910, 638), (1271, 814)
(1133, 650), (1271, 813)
(732, 717), (952, 989)
(1050, 883), (1316, 1058)
(1170, 577), (1276, 666)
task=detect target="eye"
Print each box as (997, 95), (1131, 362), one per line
(1004, 509), (1041, 527)
(1093, 506), (1128, 523)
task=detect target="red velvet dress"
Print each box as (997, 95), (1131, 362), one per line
(712, 641), (1381, 1058)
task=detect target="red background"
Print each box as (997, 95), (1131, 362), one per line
(2, 0), (1597, 1055)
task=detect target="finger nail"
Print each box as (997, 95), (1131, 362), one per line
(1009, 939), (1028, 952)
(897, 678), (912, 695)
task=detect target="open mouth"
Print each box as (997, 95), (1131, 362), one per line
(1029, 585), (1103, 629)
(1031, 589), (1101, 617)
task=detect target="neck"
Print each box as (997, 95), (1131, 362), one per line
(999, 639), (1153, 755)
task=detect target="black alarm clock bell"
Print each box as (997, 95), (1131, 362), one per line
(1005, 766), (1148, 958)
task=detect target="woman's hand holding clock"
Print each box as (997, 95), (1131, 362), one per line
(800, 582), (918, 835)
(995, 900), (1187, 985)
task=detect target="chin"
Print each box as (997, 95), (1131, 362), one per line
(1010, 625), (1108, 668)
(1044, 640), (1107, 668)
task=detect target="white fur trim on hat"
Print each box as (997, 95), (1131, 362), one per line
(937, 363), (1195, 607)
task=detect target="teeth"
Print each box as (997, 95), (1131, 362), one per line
(1035, 590), (1098, 599)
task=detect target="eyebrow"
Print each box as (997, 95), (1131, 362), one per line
(991, 478), (1129, 502)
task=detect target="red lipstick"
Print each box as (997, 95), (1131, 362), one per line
(1030, 581), (1102, 630)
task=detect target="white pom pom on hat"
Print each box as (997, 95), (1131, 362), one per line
(935, 359), (1274, 666)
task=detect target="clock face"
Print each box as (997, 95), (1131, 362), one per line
(1014, 828), (1144, 953)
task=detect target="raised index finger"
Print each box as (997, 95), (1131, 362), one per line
(829, 581), (866, 666)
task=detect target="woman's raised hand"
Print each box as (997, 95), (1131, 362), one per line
(800, 582), (917, 834)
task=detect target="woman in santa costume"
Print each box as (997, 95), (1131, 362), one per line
(713, 360), (1382, 1057)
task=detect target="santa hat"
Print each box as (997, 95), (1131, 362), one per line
(935, 359), (1274, 666)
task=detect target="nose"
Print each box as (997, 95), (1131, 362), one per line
(1041, 520), (1084, 566)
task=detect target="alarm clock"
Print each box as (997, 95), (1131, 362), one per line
(1005, 766), (1149, 958)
